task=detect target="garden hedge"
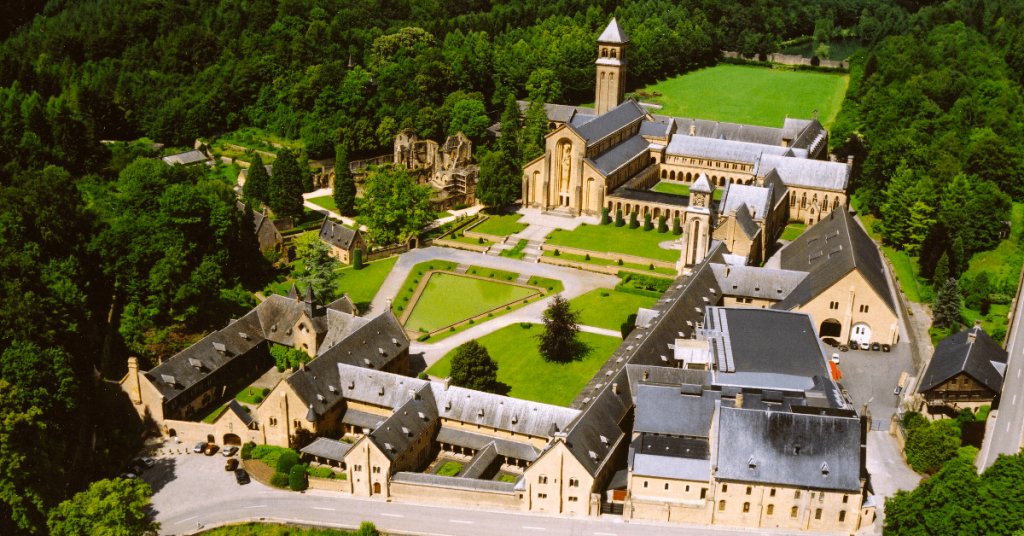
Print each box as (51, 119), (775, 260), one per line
(269, 472), (289, 488)
(276, 451), (299, 474)
(289, 464), (309, 491)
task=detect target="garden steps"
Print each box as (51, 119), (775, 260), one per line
(515, 273), (532, 285)
(454, 263), (470, 274)
(523, 240), (544, 263)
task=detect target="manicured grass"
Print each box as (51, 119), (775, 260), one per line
(543, 250), (678, 275)
(497, 474), (517, 483)
(633, 65), (849, 130)
(472, 214), (528, 236)
(427, 325), (622, 406)
(201, 523), (360, 536)
(235, 386), (270, 405)
(434, 211), (454, 220)
(651, 181), (723, 200)
(393, 261), (460, 316)
(569, 289), (658, 332)
(467, 266), (519, 283)
(500, 239), (528, 259)
(405, 274), (536, 332)
(545, 224), (678, 262)
(201, 405), (229, 424)
(780, 223), (807, 241)
(527, 276), (564, 294)
(436, 462), (463, 477)
(308, 195), (338, 212)
(448, 234), (494, 247)
(336, 256), (398, 309)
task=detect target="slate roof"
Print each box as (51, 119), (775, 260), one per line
(782, 118), (813, 141)
(755, 153), (849, 191)
(775, 209), (896, 314)
(431, 383), (580, 439)
(715, 407), (862, 491)
(639, 120), (672, 139)
(634, 384), (723, 437)
(666, 135), (791, 165)
(573, 99), (648, 144)
(162, 150), (208, 166)
(365, 384), (438, 462)
(516, 101), (596, 124)
(710, 264), (808, 301)
(221, 400), (256, 427)
(341, 408), (384, 430)
(319, 218), (360, 250)
(733, 204), (761, 239)
(918, 326), (1008, 394)
(632, 452), (710, 481)
(762, 168), (788, 201)
(587, 134), (649, 176)
(436, 427), (542, 462)
(598, 18), (629, 43)
(670, 118), (785, 146)
(390, 472), (517, 494)
(625, 365), (714, 403)
(690, 173), (713, 193)
(719, 184), (770, 220)
(301, 437), (354, 461)
(460, 442), (499, 479)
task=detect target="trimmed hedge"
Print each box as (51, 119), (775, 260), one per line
(240, 441), (256, 460)
(289, 464), (309, 491)
(276, 451), (299, 474)
(614, 284), (663, 299)
(269, 472), (289, 488)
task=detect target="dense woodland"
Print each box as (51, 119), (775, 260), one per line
(2, 0), (1024, 534)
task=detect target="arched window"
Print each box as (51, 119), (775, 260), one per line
(662, 170), (667, 179)
(686, 172), (692, 182)
(791, 506), (799, 518)
(743, 502), (750, 513)
(815, 509), (822, 520)
(649, 157), (655, 165)
(791, 195), (796, 207)
(838, 511), (846, 522)
(833, 198), (840, 210)
(569, 478), (579, 487)
(719, 501), (726, 511)
(767, 504), (774, 515)
(670, 171), (676, 181)
(611, 49), (617, 59)
(538, 475), (548, 484)
(602, 48), (608, 58)
(801, 193), (807, 208)
(823, 195), (829, 211)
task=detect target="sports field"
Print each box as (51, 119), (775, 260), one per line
(426, 324), (621, 406)
(634, 65), (848, 129)
(404, 273), (536, 332)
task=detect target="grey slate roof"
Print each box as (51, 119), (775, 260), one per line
(587, 134), (649, 176)
(301, 437), (354, 461)
(625, 365), (714, 403)
(782, 118), (813, 140)
(597, 18), (629, 43)
(634, 384), (723, 437)
(366, 384), (438, 462)
(436, 427), (541, 462)
(666, 135), (790, 165)
(222, 400), (256, 427)
(710, 264), (808, 301)
(918, 326), (1008, 394)
(319, 218), (360, 250)
(341, 408), (384, 430)
(516, 101), (596, 124)
(715, 407), (862, 492)
(390, 472), (517, 494)
(431, 383), (580, 439)
(632, 453), (710, 481)
(775, 210), (896, 314)
(720, 184), (770, 220)
(639, 120), (672, 139)
(755, 153), (849, 191)
(762, 168), (788, 201)
(670, 118), (785, 146)
(733, 204), (761, 239)
(573, 99), (648, 144)
(690, 173), (713, 193)
(162, 150), (208, 166)
(460, 441), (499, 479)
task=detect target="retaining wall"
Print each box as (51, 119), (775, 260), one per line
(539, 243), (676, 269)
(722, 50), (849, 69)
(537, 255), (675, 278)
(463, 216), (510, 244)
(432, 238), (489, 253)
(389, 479), (520, 510)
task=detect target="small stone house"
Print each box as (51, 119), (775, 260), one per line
(918, 323), (1007, 416)
(318, 218), (366, 264)
(236, 202), (283, 254)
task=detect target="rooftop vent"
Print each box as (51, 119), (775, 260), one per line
(188, 358), (203, 369)
(364, 358), (371, 365)
(348, 381), (355, 389)
(378, 387), (385, 396)
(379, 347), (386, 355)
(600, 435), (608, 444)
(212, 342), (227, 353)
(477, 409), (484, 417)
(385, 442), (394, 452)
(748, 456), (756, 470)
(239, 332), (249, 340)
(328, 385), (336, 393)
(512, 415), (518, 424)
(317, 394), (325, 402)
(285, 327), (292, 335)
(161, 374), (176, 386)
(392, 338), (398, 345)
(402, 426), (410, 435)
(418, 412), (425, 420)
(271, 324), (277, 332)
(589, 450), (598, 460)
(821, 462), (830, 476)
(445, 401), (452, 410)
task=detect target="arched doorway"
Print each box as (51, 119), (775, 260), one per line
(223, 434), (241, 446)
(850, 323), (871, 346)
(819, 319), (842, 338)
(408, 237), (418, 249)
(168, 429), (177, 437)
(373, 482), (381, 494)
(207, 434), (216, 444)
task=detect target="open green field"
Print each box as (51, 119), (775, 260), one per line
(651, 181), (723, 200)
(569, 289), (658, 332)
(471, 214), (527, 236)
(545, 224), (678, 262)
(405, 274), (536, 332)
(308, 195), (337, 212)
(542, 250), (677, 275)
(336, 256), (398, 309)
(633, 65), (849, 129)
(427, 324), (621, 406)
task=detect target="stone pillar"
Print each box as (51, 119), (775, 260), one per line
(597, 187), (605, 217)
(126, 357), (142, 405)
(522, 175), (529, 206)
(575, 184), (583, 216)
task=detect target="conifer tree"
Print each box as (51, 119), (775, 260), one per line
(243, 153), (270, 206)
(673, 216), (682, 235)
(933, 252), (950, 290)
(601, 207), (610, 225)
(932, 278), (963, 330)
(497, 94), (522, 165)
(657, 215), (668, 233)
(615, 209), (624, 227)
(450, 340), (499, 393)
(629, 211), (639, 229)
(332, 145), (357, 216)
(643, 212), (653, 231)
(268, 148), (305, 218)
(537, 294), (583, 363)
(952, 237), (967, 278)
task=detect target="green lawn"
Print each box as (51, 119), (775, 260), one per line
(467, 266), (519, 283)
(499, 239), (528, 259)
(437, 462), (463, 476)
(569, 289), (658, 332)
(405, 274), (536, 332)
(471, 214), (528, 236)
(308, 195), (337, 212)
(527, 276), (565, 294)
(435, 211), (454, 220)
(780, 223), (807, 241)
(201, 405), (229, 424)
(633, 65), (849, 130)
(234, 386), (270, 405)
(651, 181), (723, 200)
(393, 261), (460, 318)
(427, 324), (621, 406)
(448, 234), (494, 247)
(336, 256), (398, 309)
(543, 250), (677, 275)
(545, 223), (678, 262)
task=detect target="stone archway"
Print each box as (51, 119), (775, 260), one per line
(207, 434), (216, 444)
(819, 319), (842, 338)
(168, 429), (177, 437)
(373, 482), (381, 494)
(223, 434), (242, 446)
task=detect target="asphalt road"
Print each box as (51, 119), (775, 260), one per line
(146, 452), (855, 536)
(980, 282), (1024, 470)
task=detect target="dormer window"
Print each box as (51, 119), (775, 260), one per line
(821, 462), (830, 477)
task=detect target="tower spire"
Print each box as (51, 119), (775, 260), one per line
(595, 19), (630, 115)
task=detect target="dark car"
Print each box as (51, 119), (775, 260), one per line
(204, 444), (218, 456)
(193, 441), (208, 453)
(871, 342), (881, 351)
(849, 341), (860, 351)
(225, 458), (239, 471)
(821, 337), (841, 347)
(882, 344), (891, 352)
(235, 469), (250, 485)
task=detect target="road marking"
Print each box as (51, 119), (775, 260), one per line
(1015, 395), (1018, 405)
(1009, 422), (1013, 432)
(245, 505), (267, 509)
(312, 507), (335, 511)
(381, 514), (403, 518)
(178, 516), (198, 524)
(450, 520), (473, 524)
(523, 527), (546, 531)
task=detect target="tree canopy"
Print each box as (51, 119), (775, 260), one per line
(449, 340), (500, 393)
(356, 167), (433, 246)
(46, 478), (158, 536)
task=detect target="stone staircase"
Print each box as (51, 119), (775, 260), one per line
(514, 273), (532, 285)
(523, 240), (543, 263)
(454, 263), (470, 274)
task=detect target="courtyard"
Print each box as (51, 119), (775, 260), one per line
(568, 288), (658, 332)
(545, 223), (679, 262)
(404, 273), (539, 333)
(426, 323), (621, 406)
(468, 213), (528, 236)
(651, 180), (724, 199)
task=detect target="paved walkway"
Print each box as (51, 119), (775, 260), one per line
(865, 431), (921, 533)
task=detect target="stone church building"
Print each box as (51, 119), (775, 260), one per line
(521, 18), (851, 268)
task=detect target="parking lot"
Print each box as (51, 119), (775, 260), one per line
(833, 340), (914, 422)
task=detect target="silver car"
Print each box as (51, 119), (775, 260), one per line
(193, 441), (208, 453)
(221, 446), (238, 457)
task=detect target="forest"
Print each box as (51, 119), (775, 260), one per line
(2, 0), (1024, 534)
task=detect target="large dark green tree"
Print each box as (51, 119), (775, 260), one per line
(332, 146), (357, 217)
(932, 278), (964, 330)
(47, 478), (158, 536)
(243, 153), (270, 207)
(268, 148), (306, 219)
(477, 150), (520, 211)
(537, 294), (584, 363)
(356, 167), (432, 246)
(449, 340), (499, 393)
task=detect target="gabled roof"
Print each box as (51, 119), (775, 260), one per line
(573, 99), (647, 144)
(919, 326), (1008, 393)
(733, 203), (761, 239)
(301, 437), (353, 462)
(161, 150), (207, 166)
(516, 101), (596, 124)
(710, 264), (808, 301)
(366, 384), (438, 462)
(690, 173), (713, 193)
(782, 118), (813, 140)
(634, 384), (723, 437)
(597, 18), (629, 44)
(220, 399), (256, 427)
(586, 134), (649, 176)
(719, 183), (770, 220)
(666, 135), (791, 165)
(670, 118), (785, 146)
(776, 210), (896, 314)
(762, 168), (788, 201)
(319, 218), (360, 250)
(755, 153), (849, 191)
(431, 383), (580, 439)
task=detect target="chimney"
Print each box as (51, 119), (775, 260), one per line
(689, 124), (696, 136)
(444, 377), (451, 391)
(735, 393), (744, 408)
(612, 383), (619, 395)
(127, 357), (142, 405)
(643, 370), (649, 381)
(299, 361), (306, 371)
(829, 154), (837, 162)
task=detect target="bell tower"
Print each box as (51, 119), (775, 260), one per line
(679, 174), (716, 270)
(595, 18), (629, 115)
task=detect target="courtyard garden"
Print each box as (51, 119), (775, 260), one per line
(307, 195), (338, 212)
(651, 181), (724, 200)
(545, 223), (679, 262)
(404, 274), (538, 333)
(569, 288), (659, 333)
(426, 324), (621, 406)
(629, 65), (849, 129)
(542, 250), (676, 276)
(780, 222), (807, 241)
(469, 213), (528, 236)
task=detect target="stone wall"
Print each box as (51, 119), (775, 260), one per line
(308, 476), (350, 493)
(539, 243), (676, 270)
(538, 255), (675, 278)
(389, 478), (521, 510)
(722, 50), (849, 69)
(432, 238), (489, 253)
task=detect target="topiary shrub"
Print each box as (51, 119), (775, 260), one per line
(554, 249), (560, 256)
(417, 334), (430, 342)
(615, 209), (624, 227)
(276, 450), (299, 474)
(270, 472), (289, 488)
(673, 217), (682, 235)
(352, 248), (364, 270)
(643, 213), (653, 231)
(601, 207), (611, 225)
(241, 442), (256, 460)
(629, 211), (639, 229)
(289, 464), (309, 491)
(617, 259), (624, 266)
(262, 388), (271, 396)
(600, 291), (610, 297)
(584, 254), (590, 260)
(252, 395), (263, 403)
(418, 372), (429, 379)
(657, 215), (668, 233)
(449, 327), (456, 332)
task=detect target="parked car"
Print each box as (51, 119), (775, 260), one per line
(849, 341), (860, 350)
(134, 456), (155, 468)
(882, 344), (891, 352)
(225, 458), (239, 471)
(235, 469), (250, 485)
(119, 473), (137, 480)
(871, 342), (881, 351)
(204, 444), (218, 456)
(895, 371), (909, 395)
(839, 344), (849, 352)
(193, 441), (208, 453)
(221, 446), (238, 457)
(822, 337), (841, 347)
